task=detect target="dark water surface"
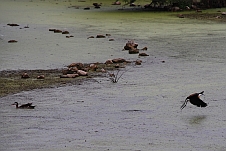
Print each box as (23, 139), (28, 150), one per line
(1, 0), (226, 151)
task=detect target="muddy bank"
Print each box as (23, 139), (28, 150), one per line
(0, 61), (133, 97)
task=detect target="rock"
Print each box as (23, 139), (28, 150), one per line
(69, 67), (78, 72)
(24, 25), (29, 28)
(87, 36), (94, 39)
(96, 35), (106, 38)
(106, 34), (111, 36)
(112, 58), (126, 63)
(109, 39), (115, 41)
(62, 31), (69, 34)
(84, 7), (90, 10)
(135, 59), (142, 65)
(216, 16), (221, 19)
(105, 59), (113, 64)
(8, 40), (17, 43)
(49, 28), (56, 31)
(124, 40), (138, 50)
(37, 75), (45, 79)
(172, 7), (180, 12)
(77, 70), (88, 76)
(129, 48), (139, 54)
(54, 29), (62, 33)
(60, 74), (79, 78)
(93, 3), (101, 8)
(130, 3), (136, 7)
(112, 1), (121, 5)
(21, 73), (30, 79)
(139, 52), (149, 56)
(89, 64), (98, 71)
(62, 69), (75, 75)
(67, 63), (84, 70)
(222, 12), (226, 15)
(101, 68), (106, 73)
(7, 23), (19, 26)
(141, 47), (148, 50)
(114, 64), (120, 68)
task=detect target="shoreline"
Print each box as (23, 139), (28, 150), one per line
(0, 61), (132, 98)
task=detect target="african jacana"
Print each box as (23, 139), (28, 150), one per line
(180, 91), (207, 110)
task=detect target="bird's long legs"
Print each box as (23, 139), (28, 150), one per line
(180, 99), (189, 110)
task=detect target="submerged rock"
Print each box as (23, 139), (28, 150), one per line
(139, 52), (149, 56)
(96, 35), (106, 38)
(8, 40), (17, 43)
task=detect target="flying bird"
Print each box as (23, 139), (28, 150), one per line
(180, 91), (207, 110)
(12, 102), (35, 109)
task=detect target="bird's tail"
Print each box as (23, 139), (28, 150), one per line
(180, 99), (189, 110)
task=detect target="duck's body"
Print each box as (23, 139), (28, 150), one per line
(181, 91), (207, 110)
(12, 102), (35, 109)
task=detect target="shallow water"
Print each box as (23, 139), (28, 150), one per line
(1, 0), (226, 151)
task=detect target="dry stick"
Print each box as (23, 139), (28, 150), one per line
(107, 67), (130, 83)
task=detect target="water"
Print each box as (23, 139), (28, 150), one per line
(1, 0), (226, 151)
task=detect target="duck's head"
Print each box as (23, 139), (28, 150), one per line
(11, 102), (18, 105)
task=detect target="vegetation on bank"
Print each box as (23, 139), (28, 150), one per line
(119, 0), (226, 9)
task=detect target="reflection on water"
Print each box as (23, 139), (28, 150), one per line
(188, 115), (207, 125)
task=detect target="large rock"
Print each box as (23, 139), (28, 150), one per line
(124, 41), (138, 50)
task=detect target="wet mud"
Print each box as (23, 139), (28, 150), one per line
(1, 0), (226, 151)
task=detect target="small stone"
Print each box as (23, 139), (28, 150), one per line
(135, 60), (142, 65)
(37, 75), (45, 79)
(21, 73), (30, 79)
(105, 59), (113, 64)
(139, 52), (149, 56)
(87, 36), (94, 39)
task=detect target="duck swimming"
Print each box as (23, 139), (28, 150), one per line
(12, 102), (35, 109)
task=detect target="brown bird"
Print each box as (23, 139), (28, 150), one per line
(12, 102), (35, 109)
(181, 91), (207, 110)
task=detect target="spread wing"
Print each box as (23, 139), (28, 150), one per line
(189, 97), (207, 107)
